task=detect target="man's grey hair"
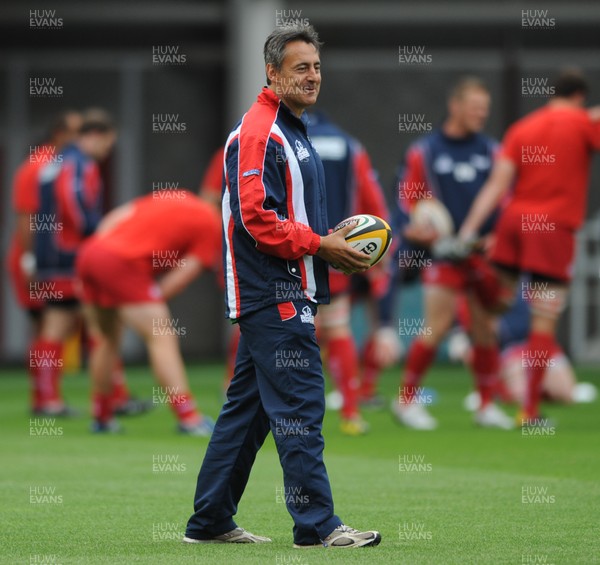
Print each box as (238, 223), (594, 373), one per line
(263, 24), (322, 85)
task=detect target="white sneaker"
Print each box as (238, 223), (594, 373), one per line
(183, 527), (271, 544)
(293, 524), (381, 549)
(572, 382), (597, 403)
(475, 403), (514, 430)
(178, 416), (215, 437)
(463, 391), (481, 412)
(391, 400), (437, 430)
(326, 390), (343, 411)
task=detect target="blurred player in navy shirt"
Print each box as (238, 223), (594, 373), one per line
(308, 111), (390, 435)
(29, 109), (116, 416)
(7, 111), (82, 413)
(392, 77), (513, 430)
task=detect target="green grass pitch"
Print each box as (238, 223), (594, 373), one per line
(1, 362), (598, 564)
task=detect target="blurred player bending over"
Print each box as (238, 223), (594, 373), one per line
(307, 111), (390, 435)
(77, 191), (221, 434)
(458, 70), (600, 426)
(7, 111), (82, 403)
(28, 109), (116, 416)
(393, 77), (514, 430)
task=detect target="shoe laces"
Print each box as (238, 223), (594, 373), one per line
(336, 525), (359, 535)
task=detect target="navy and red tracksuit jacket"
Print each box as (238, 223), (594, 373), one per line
(35, 144), (103, 283)
(222, 87), (330, 320)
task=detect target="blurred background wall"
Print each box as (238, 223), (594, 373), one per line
(1, 0), (599, 363)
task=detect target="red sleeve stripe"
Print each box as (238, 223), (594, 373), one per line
(235, 105), (316, 260)
(236, 106), (278, 248)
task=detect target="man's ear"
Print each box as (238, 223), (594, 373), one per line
(447, 98), (457, 116)
(266, 63), (278, 84)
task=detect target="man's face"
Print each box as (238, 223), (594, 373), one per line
(84, 130), (116, 161)
(64, 113), (83, 142)
(267, 40), (321, 116)
(449, 88), (490, 134)
(97, 130), (117, 160)
(53, 112), (82, 148)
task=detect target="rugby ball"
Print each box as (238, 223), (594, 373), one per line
(333, 214), (392, 268)
(410, 199), (454, 238)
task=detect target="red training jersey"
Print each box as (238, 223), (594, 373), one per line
(499, 105), (600, 229)
(95, 191), (221, 271)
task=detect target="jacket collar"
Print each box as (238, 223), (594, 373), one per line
(257, 87), (309, 130)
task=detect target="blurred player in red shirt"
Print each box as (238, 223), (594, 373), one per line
(77, 191), (221, 434)
(27, 109), (116, 416)
(459, 70), (600, 425)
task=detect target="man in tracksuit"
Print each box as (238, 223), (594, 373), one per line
(184, 24), (381, 549)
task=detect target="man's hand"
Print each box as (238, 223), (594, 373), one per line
(316, 222), (371, 275)
(371, 326), (402, 367)
(431, 236), (477, 262)
(403, 223), (439, 247)
(157, 255), (203, 300)
(458, 158), (515, 240)
(588, 105), (600, 122)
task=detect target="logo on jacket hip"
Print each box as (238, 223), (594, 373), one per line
(300, 305), (314, 324)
